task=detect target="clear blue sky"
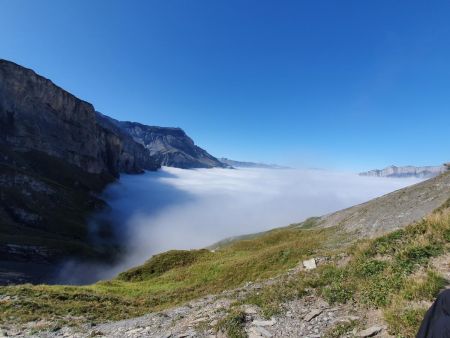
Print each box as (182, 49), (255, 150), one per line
(1, 1), (450, 170)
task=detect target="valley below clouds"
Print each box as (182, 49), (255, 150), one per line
(58, 167), (421, 284)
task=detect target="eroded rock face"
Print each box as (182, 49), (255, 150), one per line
(359, 165), (446, 178)
(0, 59), (159, 284)
(0, 59), (159, 176)
(119, 121), (227, 169)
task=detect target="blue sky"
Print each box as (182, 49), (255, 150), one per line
(1, 1), (450, 170)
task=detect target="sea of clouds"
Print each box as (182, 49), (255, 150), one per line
(57, 167), (421, 284)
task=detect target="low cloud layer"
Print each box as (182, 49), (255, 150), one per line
(57, 167), (421, 284)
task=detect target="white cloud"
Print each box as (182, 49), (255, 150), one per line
(57, 167), (421, 284)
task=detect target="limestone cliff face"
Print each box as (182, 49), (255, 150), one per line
(0, 59), (159, 176)
(95, 112), (160, 174)
(119, 121), (226, 169)
(0, 60), (158, 284)
(359, 165), (446, 179)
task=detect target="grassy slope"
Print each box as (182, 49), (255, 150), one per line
(0, 224), (348, 324)
(1, 201), (449, 337)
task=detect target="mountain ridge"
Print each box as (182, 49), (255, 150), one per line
(219, 157), (288, 169)
(359, 164), (447, 178)
(0, 59), (224, 284)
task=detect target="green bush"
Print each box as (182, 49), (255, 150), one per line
(216, 310), (247, 338)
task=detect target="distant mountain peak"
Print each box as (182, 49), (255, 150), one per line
(219, 158), (289, 169)
(359, 164), (448, 178)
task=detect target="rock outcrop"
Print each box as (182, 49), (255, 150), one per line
(359, 165), (446, 178)
(219, 158), (288, 169)
(0, 59), (159, 176)
(0, 59), (158, 284)
(0, 59), (226, 284)
(316, 171), (450, 237)
(119, 121), (226, 169)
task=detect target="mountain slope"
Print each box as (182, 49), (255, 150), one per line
(312, 171), (450, 236)
(2, 173), (450, 337)
(0, 59), (225, 284)
(0, 59), (159, 284)
(359, 165), (446, 178)
(120, 121), (226, 169)
(219, 158), (288, 169)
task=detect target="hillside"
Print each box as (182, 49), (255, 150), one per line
(0, 59), (223, 285)
(0, 60), (161, 285)
(119, 121), (226, 169)
(313, 171), (450, 236)
(1, 173), (450, 337)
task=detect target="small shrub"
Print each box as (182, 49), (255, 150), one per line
(384, 304), (426, 338)
(216, 310), (247, 338)
(324, 320), (357, 338)
(354, 259), (387, 277)
(359, 273), (403, 307)
(401, 270), (446, 301)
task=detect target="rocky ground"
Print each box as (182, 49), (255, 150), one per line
(315, 171), (450, 237)
(1, 259), (394, 338)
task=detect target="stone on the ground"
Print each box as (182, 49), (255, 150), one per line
(356, 326), (383, 337)
(248, 326), (273, 337)
(303, 258), (317, 270)
(304, 309), (323, 321)
(252, 318), (276, 326)
(243, 305), (258, 315)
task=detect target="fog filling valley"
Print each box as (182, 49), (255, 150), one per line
(58, 167), (422, 284)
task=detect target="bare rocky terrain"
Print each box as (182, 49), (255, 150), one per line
(314, 171), (450, 236)
(4, 259), (391, 338)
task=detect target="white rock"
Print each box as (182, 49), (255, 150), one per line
(303, 258), (317, 270)
(252, 318), (276, 326)
(191, 317), (208, 324)
(356, 326), (383, 337)
(249, 326), (273, 337)
(304, 309), (322, 322)
(243, 305), (258, 315)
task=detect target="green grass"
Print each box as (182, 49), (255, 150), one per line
(241, 207), (450, 337)
(216, 310), (247, 338)
(2, 198), (450, 337)
(0, 225), (348, 326)
(324, 320), (358, 338)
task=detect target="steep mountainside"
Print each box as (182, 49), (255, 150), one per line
(219, 157), (288, 169)
(359, 165), (446, 178)
(0, 60), (160, 284)
(2, 173), (450, 337)
(119, 121), (226, 168)
(312, 171), (450, 236)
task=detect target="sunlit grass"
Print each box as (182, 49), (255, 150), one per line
(1, 204), (449, 338)
(0, 223), (347, 325)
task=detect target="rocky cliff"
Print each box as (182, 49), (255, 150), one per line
(119, 121), (226, 169)
(0, 59), (159, 176)
(219, 158), (288, 169)
(359, 165), (446, 178)
(0, 60), (159, 284)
